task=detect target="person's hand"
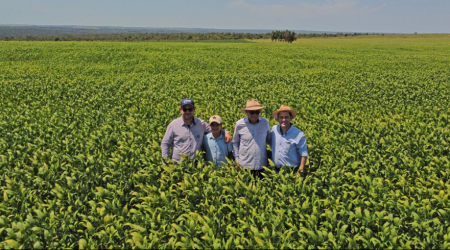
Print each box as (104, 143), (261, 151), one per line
(224, 132), (232, 143)
(297, 171), (305, 178)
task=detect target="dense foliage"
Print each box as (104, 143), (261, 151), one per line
(1, 36), (450, 248)
(271, 30), (297, 43)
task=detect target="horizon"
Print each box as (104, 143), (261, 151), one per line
(1, 0), (449, 34)
(0, 24), (432, 35)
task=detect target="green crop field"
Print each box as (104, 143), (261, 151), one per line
(1, 35), (450, 248)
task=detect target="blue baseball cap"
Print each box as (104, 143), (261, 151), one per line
(181, 98), (194, 108)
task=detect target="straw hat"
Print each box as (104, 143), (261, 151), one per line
(240, 99), (265, 112)
(272, 105), (297, 119)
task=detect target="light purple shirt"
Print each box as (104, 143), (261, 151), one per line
(232, 116), (271, 170)
(161, 117), (211, 162)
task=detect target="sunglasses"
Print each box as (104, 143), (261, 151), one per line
(183, 108), (194, 112)
(249, 110), (261, 115)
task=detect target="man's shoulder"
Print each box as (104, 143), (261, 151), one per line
(235, 118), (246, 126)
(260, 117), (270, 125)
(168, 117), (183, 126)
(291, 126), (305, 137)
(194, 117), (206, 125)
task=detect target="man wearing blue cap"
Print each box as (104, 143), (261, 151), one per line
(161, 98), (231, 163)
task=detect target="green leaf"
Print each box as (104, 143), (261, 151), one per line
(131, 232), (143, 243)
(255, 236), (265, 247)
(79, 239), (88, 249)
(4, 240), (19, 248)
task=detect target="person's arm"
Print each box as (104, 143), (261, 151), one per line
(201, 119), (231, 143)
(227, 141), (235, 161)
(203, 135), (211, 163)
(299, 156), (307, 172)
(161, 123), (174, 162)
(296, 134), (308, 177)
(232, 126), (240, 165)
(223, 131), (232, 144)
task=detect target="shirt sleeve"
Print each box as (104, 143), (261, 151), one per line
(297, 134), (309, 157)
(161, 123), (174, 160)
(232, 126), (240, 162)
(201, 119), (211, 134)
(227, 140), (233, 153)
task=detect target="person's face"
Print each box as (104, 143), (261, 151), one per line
(277, 111), (292, 128)
(209, 122), (222, 134)
(246, 110), (261, 123)
(180, 105), (195, 120)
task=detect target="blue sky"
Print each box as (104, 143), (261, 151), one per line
(1, 0), (449, 33)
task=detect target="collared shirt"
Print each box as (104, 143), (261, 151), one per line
(203, 133), (233, 167)
(271, 124), (308, 168)
(161, 117), (211, 162)
(233, 116), (271, 170)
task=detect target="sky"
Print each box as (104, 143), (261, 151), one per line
(1, 0), (449, 33)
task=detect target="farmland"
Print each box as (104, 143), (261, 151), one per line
(1, 35), (450, 248)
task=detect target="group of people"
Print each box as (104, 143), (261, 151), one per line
(161, 98), (308, 178)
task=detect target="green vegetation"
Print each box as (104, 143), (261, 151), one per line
(1, 26), (387, 42)
(271, 30), (297, 43)
(1, 36), (450, 248)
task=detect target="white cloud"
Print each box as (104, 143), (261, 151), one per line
(227, 0), (386, 19)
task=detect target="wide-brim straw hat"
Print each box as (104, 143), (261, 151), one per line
(240, 99), (265, 112)
(272, 105), (297, 119)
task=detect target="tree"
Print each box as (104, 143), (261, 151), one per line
(271, 30), (297, 43)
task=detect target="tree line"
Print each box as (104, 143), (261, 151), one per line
(0, 31), (387, 42)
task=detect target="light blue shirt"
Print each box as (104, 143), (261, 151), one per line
(271, 124), (308, 168)
(203, 133), (233, 167)
(233, 116), (271, 170)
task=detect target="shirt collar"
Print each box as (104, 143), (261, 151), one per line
(181, 116), (197, 127)
(210, 133), (224, 140)
(244, 116), (261, 124)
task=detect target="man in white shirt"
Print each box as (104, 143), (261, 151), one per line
(233, 99), (271, 179)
